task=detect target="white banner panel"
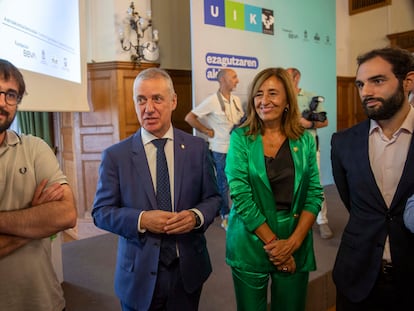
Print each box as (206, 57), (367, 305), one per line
(0, 0), (88, 112)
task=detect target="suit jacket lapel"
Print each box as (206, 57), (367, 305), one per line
(251, 135), (272, 192)
(131, 130), (158, 210)
(252, 135), (304, 198)
(356, 122), (389, 211)
(173, 129), (185, 212)
(352, 122), (414, 212)
(391, 132), (414, 211)
(289, 138), (303, 213)
(354, 121), (394, 211)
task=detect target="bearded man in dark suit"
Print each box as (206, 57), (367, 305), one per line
(331, 47), (414, 311)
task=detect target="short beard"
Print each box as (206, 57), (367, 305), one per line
(362, 84), (405, 121)
(0, 108), (14, 134)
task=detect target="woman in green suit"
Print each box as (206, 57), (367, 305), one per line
(225, 68), (323, 311)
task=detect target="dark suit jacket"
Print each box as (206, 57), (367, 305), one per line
(92, 128), (221, 311)
(331, 120), (414, 302)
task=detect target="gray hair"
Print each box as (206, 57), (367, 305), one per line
(133, 67), (175, 97)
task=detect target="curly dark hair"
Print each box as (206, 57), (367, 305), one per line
(357, 47), (414, 82)
(0, 59), (26, 99)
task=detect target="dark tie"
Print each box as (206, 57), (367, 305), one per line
(152, 138), (177, 266)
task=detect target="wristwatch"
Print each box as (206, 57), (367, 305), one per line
(192, 211), (202, 227)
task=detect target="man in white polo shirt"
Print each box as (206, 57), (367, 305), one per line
(185, 68), (244, 230)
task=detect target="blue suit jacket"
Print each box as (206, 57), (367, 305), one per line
(92, 128), (221, 311)
(331, 120), (414, 302)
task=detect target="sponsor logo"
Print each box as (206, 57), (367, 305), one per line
(204, 0), (274, 35)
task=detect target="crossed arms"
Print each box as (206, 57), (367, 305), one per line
(0, 179), (77, 258)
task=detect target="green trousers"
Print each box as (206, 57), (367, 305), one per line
(231, 267), (309, 311)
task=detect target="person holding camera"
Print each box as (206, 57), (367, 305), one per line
(185, 69), (244, 231)
(286, 67), (333, 239)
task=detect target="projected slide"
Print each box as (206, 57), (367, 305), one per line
(0, 0), (81, 83)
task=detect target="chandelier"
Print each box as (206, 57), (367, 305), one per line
(119, 2), (159, 64)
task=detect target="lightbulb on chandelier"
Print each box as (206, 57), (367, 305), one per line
(119, 2), (159, 64)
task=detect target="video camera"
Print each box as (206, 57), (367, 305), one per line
(301, 96), (327, 122)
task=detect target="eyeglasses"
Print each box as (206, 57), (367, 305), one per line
(0, 90), (21, 106)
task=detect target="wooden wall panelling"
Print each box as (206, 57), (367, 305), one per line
(62, 62), (157, 218)
(116, 64), (140, 140)
(336, 76), (365, 131)
(77, 66), (116, 218)
(387, 30), (414, 52)
(54, 111), (77, 221)
(76, 62), (154, 217)
(167, 69), (193, 134)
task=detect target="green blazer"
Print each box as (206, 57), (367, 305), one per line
(225, 127), (323, 273)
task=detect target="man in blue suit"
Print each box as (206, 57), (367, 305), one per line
(92, 68), (221, 311)
(331, 47), (414, 311)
